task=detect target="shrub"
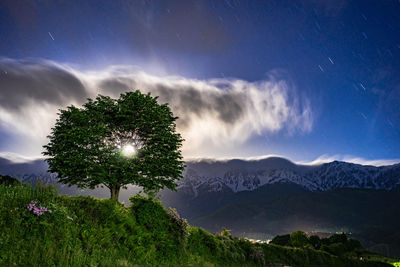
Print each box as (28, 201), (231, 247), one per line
(322, 243), (347, 257)
(309, 235), (321, 250)
(187, 227), (219, 256)
(167, 207), (189, 240)
(290, 231), (309, 248)
(270, 234), (291, 246)
(328, 233), (347, 245)
(129, 195), (186, 260)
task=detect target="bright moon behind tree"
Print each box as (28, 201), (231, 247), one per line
(121, 144), (136, 158)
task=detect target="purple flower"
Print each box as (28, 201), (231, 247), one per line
(27, 200), (51, 216)
(27, 201), (37, 211)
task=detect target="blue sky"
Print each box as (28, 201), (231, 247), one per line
(0, 0), (399, 164)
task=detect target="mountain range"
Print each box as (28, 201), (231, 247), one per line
(178, 157), (400, 194)
(2, 156), (399, 193)
(1, 155), (399, 257)
(162, 157), (400, 258)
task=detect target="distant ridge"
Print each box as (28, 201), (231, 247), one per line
(1, 155), (399, 193)
(0, 156), (56, 185)
(181, 157), (400, 194)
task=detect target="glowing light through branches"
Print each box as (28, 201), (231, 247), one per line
(121, 144), (136, 157)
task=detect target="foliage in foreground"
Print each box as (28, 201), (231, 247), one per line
(0, 184), (393, 267)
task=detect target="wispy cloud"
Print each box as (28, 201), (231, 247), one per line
(0, 152), (43, 163)
(1, 150), (398, 167)
(0, 58), (313, 157)
(298, 154), (400, 166)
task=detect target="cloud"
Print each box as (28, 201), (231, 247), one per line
(3, 151), (397, 168)
(0, 152), (42, 163)
(0, 58), (89, 144)
(84, 66), (314, 154)
(0, 58), (87, 111)
(298, 154), (400, 167)
(0, 58), (313, 157)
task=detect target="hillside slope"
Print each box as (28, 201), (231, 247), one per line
(162, 182), (400, 258)
(0, 183), (393, 267)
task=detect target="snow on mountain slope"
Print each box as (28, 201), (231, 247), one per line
(179, 158), (400, 194)
(1, 156), (399, 195)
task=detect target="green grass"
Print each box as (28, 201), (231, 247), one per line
(0, 184), (393, 266)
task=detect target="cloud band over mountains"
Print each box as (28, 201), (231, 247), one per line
(0, 58), (313, 157)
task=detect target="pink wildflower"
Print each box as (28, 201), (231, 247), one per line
(27, 200), (52, 216)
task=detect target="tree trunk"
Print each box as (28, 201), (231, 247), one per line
(110, 185), (120, 201)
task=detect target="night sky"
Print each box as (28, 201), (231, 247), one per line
(0, 0), (399, 165)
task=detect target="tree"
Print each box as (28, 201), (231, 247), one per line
(328, 233), (347, 245)
(309, 235), (321, 250)
(289, 231), (309, 248)
(43, 91), (185, 201)
(270, 234), (291, 247)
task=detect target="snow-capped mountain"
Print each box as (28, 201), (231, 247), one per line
(1, 156), (399, 195)
(179, 157), (400, 195)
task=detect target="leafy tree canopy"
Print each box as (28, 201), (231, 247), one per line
(270, 234), (291, 247)
(289, 231), (309, 248)
(309, 235), (321, 250)
(43, 91), (185, 200)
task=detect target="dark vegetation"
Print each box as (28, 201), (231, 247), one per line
(0, 182), (395, 266)
(0, 174), (20, 185)
(271, 231), (363, 257)
(161, 183), (400, 258)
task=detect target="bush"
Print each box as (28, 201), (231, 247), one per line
(270, 234), (291, 246)
(187, 227), (219, 256)
(322, 243), (347, 257)
(328, 233), (348, 245)
(129, 195), (186, 260)
(309, 235), (322, 250)
(290, 231), (309, 248)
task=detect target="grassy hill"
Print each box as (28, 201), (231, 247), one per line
(161, 183), (400, 258)
(0, 182), (396, 266)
